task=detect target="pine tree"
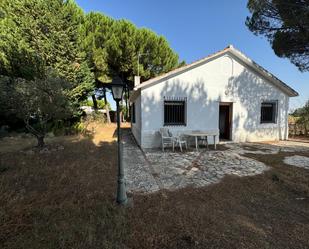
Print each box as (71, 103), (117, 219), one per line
(80, 13), (182, 120)
(246, 0), (309, 72)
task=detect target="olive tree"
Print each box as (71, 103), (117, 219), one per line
(3, 73), (72, 147)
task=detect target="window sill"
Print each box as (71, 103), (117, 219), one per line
(163, 124), (186, 127)
(260, 122), (277, 124)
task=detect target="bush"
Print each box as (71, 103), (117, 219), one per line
(51, 114), (104, 137)
(81, 99), (111, 110)
(84, 112), (106, 124)
(51, 120), (85, 136)
(71, 122), (86, 134)
(81, 99), (94, 107)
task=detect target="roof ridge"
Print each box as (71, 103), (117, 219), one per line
(133, 45), (298, 97)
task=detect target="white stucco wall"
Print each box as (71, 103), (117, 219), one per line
(137, 52), (290, 148)
(131, 95), (141, 146)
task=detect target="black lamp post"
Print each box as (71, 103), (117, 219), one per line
(111, 77), (128, 205)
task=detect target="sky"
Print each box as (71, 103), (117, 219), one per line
(75, 0), (308, 111)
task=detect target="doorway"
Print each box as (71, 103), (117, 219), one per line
(219, 103), (233, 140)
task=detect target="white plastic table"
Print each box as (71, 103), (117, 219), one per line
(184, 131), (219, 151)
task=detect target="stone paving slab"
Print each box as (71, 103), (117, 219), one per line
(284, 155), (309, 170)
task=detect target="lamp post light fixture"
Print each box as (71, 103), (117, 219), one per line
(111, 76), (128, 205)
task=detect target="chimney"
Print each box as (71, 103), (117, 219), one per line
(134, 76), (140, 87)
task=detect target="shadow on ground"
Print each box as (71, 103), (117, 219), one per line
(128, 152), (309, 249)
(125, 136), (309, 249)
(0, 126), (309, 249)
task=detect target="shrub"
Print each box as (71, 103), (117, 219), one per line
(81, 99), (111, 110)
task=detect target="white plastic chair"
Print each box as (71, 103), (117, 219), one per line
(174, 134), (188, 152)
(159, 128), (175, 152)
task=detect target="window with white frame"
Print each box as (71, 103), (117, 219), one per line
(163, 97), (187, 126)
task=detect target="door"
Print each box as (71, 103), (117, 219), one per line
(219, 103), (232, 140)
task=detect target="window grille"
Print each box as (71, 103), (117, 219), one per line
(261, 101), (277, 123)
(163, 97), (187, 126)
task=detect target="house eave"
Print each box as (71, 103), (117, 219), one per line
(134, 45), (299, 97)
(229, 48), (299, 97)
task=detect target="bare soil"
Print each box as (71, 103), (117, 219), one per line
(1, 123), (309, 249)
(289, 135), (309, 143)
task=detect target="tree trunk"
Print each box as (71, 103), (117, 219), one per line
(92, 94), (98, 110)
(24, 119), (46, 148)
(103, 87), (111, 123)
(105, 104), (111, 123)
(125, 86), (128, 121)
(37, 135), (45, 148)
(127, 89), (130, 119)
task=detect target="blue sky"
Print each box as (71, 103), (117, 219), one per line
(76, 0), (308, 111)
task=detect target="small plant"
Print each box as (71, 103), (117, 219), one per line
(272, 173), (280, 182)
(0, 164), (9, 174)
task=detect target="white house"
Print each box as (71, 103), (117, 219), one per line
(129, 45), (298, 149)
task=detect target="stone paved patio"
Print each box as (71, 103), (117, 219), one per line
(123, 130), (309, 194)
(284, 155), (309, 170)
(223, 141), (309, 154)
(144, 150), (268, 191)
(122, 133), (160, 193)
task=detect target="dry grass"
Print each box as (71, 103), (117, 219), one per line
(127, 151), (309, 249)
(0, 124), (128, 249)
(1, 124), (309, 249)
